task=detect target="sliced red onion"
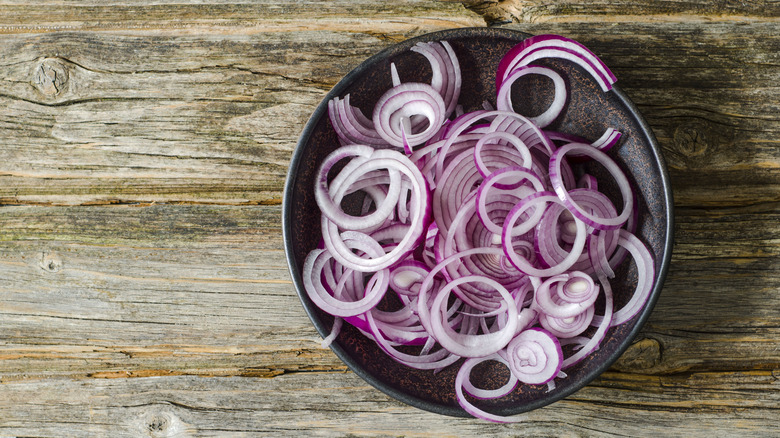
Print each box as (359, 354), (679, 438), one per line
(605, 229), (655, 326)
(502, 192), (587, 277)
(578, 173), (598, 190)
(389, 260), (430, 296)
(473, 131), (532, 183)
(315, 146), (401, 231)
(549, 142), (634, 231)
(328, 96), (388, 147)
(533, 273), (598, 319)
(562, 274), (613, 369)
(411, 41), (462, 119)
(307, 35), (656, 423)
(592, 127), (622, 152)
(496, 65), (567, 128)
(417, 247), (507, 336)
(302, 243), (389, 317)
(539, 305), (594, 339)
(321, 316), (343, 348)
(488, 113), (556, 156)
(455, 355), (528, 423)
(321, 150), (430, 272)
(589, 229), (616, 279)
(428, 275), (518, 358)
(373, 82), (447, 148)
(506, 327), (562, 385)
(476, 166), (545, 236)
(497, 34), (616, 93)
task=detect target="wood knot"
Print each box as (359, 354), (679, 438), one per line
(33, 57), (70, 97)
(143, 411), (190, 437)
(462, 0), (542, 25)
(669, 117), (734, 170)
(39, 251), (63, 273)
(148, 415), (169, 433)
(612, 337), (662, 372)
(673, 120), (708, 158)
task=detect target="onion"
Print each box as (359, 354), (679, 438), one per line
(497, 34), (617, 93)
(303, 34), (656, 423)
(456, 355), (528, 423)
(505, 327), (563, 385)
(549, 142), (633, 230)
(496, 65), (567, 128)
(373, 82), (447, 148)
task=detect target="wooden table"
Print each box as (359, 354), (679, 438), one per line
(1, 1), (778, 436)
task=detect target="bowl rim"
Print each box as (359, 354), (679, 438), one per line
(282, 26), (674, 418)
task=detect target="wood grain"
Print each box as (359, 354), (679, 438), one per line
(1, 371), (779, 436)
(1, 0), (779, 435)
(461, 0), (780, 25)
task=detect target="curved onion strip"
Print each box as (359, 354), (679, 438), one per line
(592, 127), (622, 152)
(497, 34), (616, 92)
(502, 192), (588, 277)
(549, 142), (633, 230)
(496, 65), (567, 128)
(322, 149), (430, 272)
(506, 327), (562, 385)
(429, 275), (518, 358)
(562, 274), (614, 369)
(411, 41), (462, 119)
(373, 82), (447, 148)
(589, 229), (616, 279)
(328, 96), (388, 146)
(456, 355), (529, 423)
(602, 229), (655, 326)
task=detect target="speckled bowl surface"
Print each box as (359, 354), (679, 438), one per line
(283, 27), (673, 418)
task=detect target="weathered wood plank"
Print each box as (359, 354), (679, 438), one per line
(1, 0), (778, 34)
(2, 23), (778, 206)
(0, 31), (371, 205)
(0, 203), (777, 381)
(0, 371), (778, 437)
(0, 1), (481, 34)
(0, 205), (343, 382)
(462, 0), (780, 25)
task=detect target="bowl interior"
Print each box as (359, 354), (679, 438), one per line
(284, 27), (673, 418)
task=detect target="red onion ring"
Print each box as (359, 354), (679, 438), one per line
(496, 65), (567, 128)
(549, 142), (634, 231)
(373, 82), (447, 148)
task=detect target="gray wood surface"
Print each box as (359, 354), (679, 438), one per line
(1, 1), (779, 436)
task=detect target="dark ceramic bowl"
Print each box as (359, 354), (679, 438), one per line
(283, 27), (673, 418)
